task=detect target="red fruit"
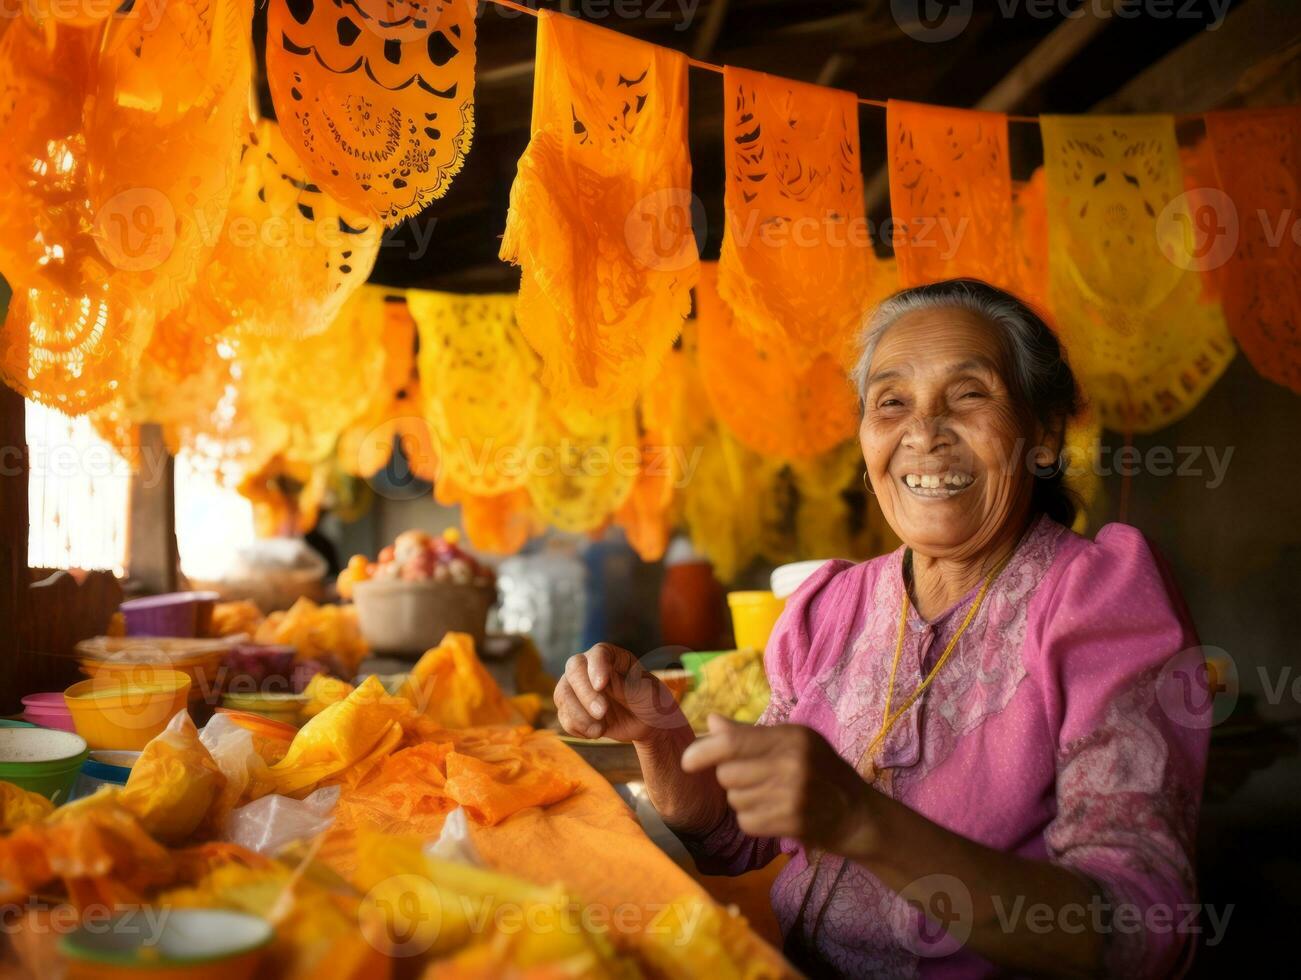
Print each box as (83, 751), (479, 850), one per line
(400, 551), (436, 581)
(378, 545), (395, 563)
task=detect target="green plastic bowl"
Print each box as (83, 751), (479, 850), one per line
(0, 727), (89, 803)
(680, 651), (735, 686)
(0, 719), (35, 729)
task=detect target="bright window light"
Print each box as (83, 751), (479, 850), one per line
(175, 450), (256, 582)
(25, 401), (129, 575)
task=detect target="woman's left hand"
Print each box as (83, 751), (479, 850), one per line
(681, 714), (881, 857)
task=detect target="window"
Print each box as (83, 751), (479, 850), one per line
(174, 449), (256, 582)
(25, 402), (129, 574)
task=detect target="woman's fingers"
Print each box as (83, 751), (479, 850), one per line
(553, 677), (603, 738)
(586, 643), (642, 695)
(681, 715), (770, 773)
(564, 652), (605, 717)
(714, 758), (771, 791)
(723, 783), (773, 813)
(734, 802), (792, 840)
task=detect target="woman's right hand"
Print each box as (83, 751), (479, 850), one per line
(553, 643), (686, 744)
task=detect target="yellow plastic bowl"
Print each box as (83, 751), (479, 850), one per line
(219, 692), (305, 728)
(75, 637), (232, 703)
(727, 591), (787, 652)
(64, 669), (192, 750)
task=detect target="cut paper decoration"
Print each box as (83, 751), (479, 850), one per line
(214, 119), (383, 340)
(526, 404), (639, 534)
(1010, 168), (1052, 317)
(266, 0), (477, 225)
(87, 0), (253, 317)
(1041, 115), (1234, 432)
(717, 66), (873, 368)
(435, 477), (538, 557)
(500, 9), (699, 412)
(0, 24), (146, 414)
(409, 290), (540, 495)
(696, 262), (858, 459)
(887, 100), (1017, 291)
(1206, 107), (1301, 393)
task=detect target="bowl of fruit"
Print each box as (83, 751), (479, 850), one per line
(341, 529), (497, 658)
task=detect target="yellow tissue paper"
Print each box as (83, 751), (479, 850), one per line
(400, 632), (525, 730)
(120, 711), (226, 844)
(0, 781), (54, 832)
(269, 676), (411, 798)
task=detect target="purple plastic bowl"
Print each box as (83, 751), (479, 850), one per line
(21, 693), (76, 732)
(191, 591), (221, 636)
(120, 593), (201, 638)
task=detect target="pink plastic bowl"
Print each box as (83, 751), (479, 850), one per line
(21, 693), (77, 732)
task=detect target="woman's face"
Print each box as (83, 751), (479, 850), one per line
(859, 307), (1042, 562)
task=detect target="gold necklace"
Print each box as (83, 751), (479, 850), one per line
(856, 547), (1014, 781)
(789, 543), (1018, 947)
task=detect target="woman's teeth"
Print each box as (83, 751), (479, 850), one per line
(902, 472), (974, 495)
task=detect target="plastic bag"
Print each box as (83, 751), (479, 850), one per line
(425, 806), (482, 867)
(199, 713), (276, 828)
(224, 785), (340, 855)
(120, 711), (226, 844)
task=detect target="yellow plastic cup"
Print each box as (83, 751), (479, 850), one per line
(727, 591), (786, 652)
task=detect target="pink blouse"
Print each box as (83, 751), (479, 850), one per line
(682, 515), (1209, 978)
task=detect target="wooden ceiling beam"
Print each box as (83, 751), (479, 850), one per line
(1092, 0), (1301, 113)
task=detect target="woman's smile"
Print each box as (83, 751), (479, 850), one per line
(900, 469), (976, 497)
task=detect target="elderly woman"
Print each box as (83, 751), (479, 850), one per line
(555, 279), (1209, 978)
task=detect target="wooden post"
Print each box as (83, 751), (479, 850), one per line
(0, 380), (31, 714)
(127, 423), (179, 594)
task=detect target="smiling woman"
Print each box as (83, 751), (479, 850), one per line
(557, 279), (1211, 979)
(853, 279), (1081, 618)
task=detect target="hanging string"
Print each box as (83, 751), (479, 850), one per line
(481, 0), (1205, 126)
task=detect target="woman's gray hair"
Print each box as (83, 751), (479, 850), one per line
(852, 278), (1083, 526)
